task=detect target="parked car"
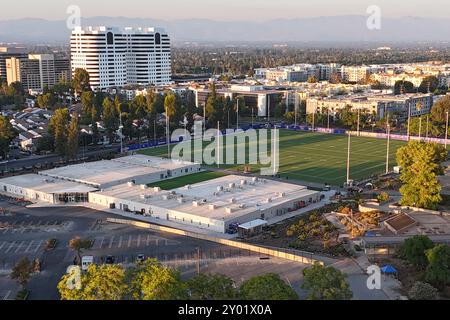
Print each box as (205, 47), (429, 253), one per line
(81, 256), (94, 271)
(105, 255), (115, 264)
(136, 254), (145, 263)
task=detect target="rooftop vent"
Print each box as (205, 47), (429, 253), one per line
(208, 204), (216, 211)
(229, 198), (236, 204)
(127, 181), (135, 187)
(278, 192), (285, 197)
(240, 179), (247, 185)
(153, 187), (161, 192)
(217, 186), (224, 192)
(185, 185), (191, 190)
(140, 184), (148, 190)
(229, 183), (236, 189)
(225, 207), (235, 214)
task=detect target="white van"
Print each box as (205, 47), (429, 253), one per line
(81, 256), (94, 271)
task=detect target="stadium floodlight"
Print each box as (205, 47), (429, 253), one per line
(386, 124), (391, 174)
(346, 132), (351, 185)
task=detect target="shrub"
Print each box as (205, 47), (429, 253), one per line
(408, 282), (439, 300)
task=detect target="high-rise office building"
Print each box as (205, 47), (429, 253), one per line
(0, 47), (28, 81)
(70, 26), (171, 90)
(6, 54), (71, 91)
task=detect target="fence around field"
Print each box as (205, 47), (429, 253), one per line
(106, 218), (324, 266)
(126, 124), (446, 153)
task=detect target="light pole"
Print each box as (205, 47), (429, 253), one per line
(407, 104), (411, 141)
(327, 109), (330, 130)
(166, 112), (170, 159)
(217, 121), (220, 168)
(346, 132), (351, 186)
(419, 116), (422, 140)
(312, 108), (316, 132)
(236, 99), (239, 130)
(426, 115), (429, 141)
(445, 111), (449, 149)
(357, 109), (360, 137)
(386, 124), (391, 174)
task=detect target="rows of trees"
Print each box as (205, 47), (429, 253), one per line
(172, 47), (450, 77)
(56, 258), (352, 300)
(398, 235), (450, 299)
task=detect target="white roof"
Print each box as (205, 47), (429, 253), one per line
(0, 174), (97, 194)
(239, 219), (268, 230)
(38, 155), (198, 188)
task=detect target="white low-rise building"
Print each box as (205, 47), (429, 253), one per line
(88, 175), (321, 233)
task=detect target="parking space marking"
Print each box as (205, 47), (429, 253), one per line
(118, 236), (123, 248)
(34, 240), (43, 253)
(25, 240), (34, 253)
(146, 235), (150, 246)
(109, 236), (114, 249)
(99, 237), (104, 249)
(137, 235), (141, 247)
(3, 290), (11, 300)
(0, 242), (6, 250)
(127, 235), (132, 248)
(5, 241), (15, 253)
(15, 241), (25, 253)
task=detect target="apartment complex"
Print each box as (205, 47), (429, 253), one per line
(70, 26), (171, 90)
(5, 54), (71, 91)
(256, 64), (341, 83)
(306, 93), (433, 119)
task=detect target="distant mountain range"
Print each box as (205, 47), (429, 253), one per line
(1, 16), (450, 45)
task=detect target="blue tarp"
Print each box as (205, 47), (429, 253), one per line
(381, 265), (397, 274)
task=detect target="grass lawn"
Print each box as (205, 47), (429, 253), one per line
(139, 129), (406, 186)
(147, 171), (228, 190)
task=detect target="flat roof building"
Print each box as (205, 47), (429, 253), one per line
(39, 155), (201, 189)
(89, 175), (321, 233)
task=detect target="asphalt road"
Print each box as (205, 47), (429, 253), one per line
(1, 146), (119, 172)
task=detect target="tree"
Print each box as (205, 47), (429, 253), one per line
(186, 273), (238, 300)
(399, 235), (434, 269)
(396, 141), (447, 209)
(58, 264), (127, 300)
(307, 75), (318, 83)
(240, 273), (298, 300)
(408, 117), (442, 137)
(102, 97), (119, 143)
(80, 91), (95, 124)
(425, 244), (450, 286)
(418, 76), (439, 94)
(66, 115), (79, 159)
(431, 95), (450, 123)
(302, 263), (353, 300)
(37, 93), (54, 109)
(48, 108), (70, 156)
(10, 257), (34, 289)
(394, 80), (415, 95)
(408, 281), (439, 300)
(127, 259), (187, 300)
(68, 237), (92, 265)
(0, 115), (17, 159)
(72, 68), (91, 95)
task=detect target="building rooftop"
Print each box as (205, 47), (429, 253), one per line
(38, 155), (198, 188)
(0, 174), (97, 194)
(95, 175), (319, 222)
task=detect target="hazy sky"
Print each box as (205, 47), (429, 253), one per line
(2, 0), (450, 21)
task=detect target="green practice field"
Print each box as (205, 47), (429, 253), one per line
(138, 130), (406, 186)
(147, 171), (228, 190)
